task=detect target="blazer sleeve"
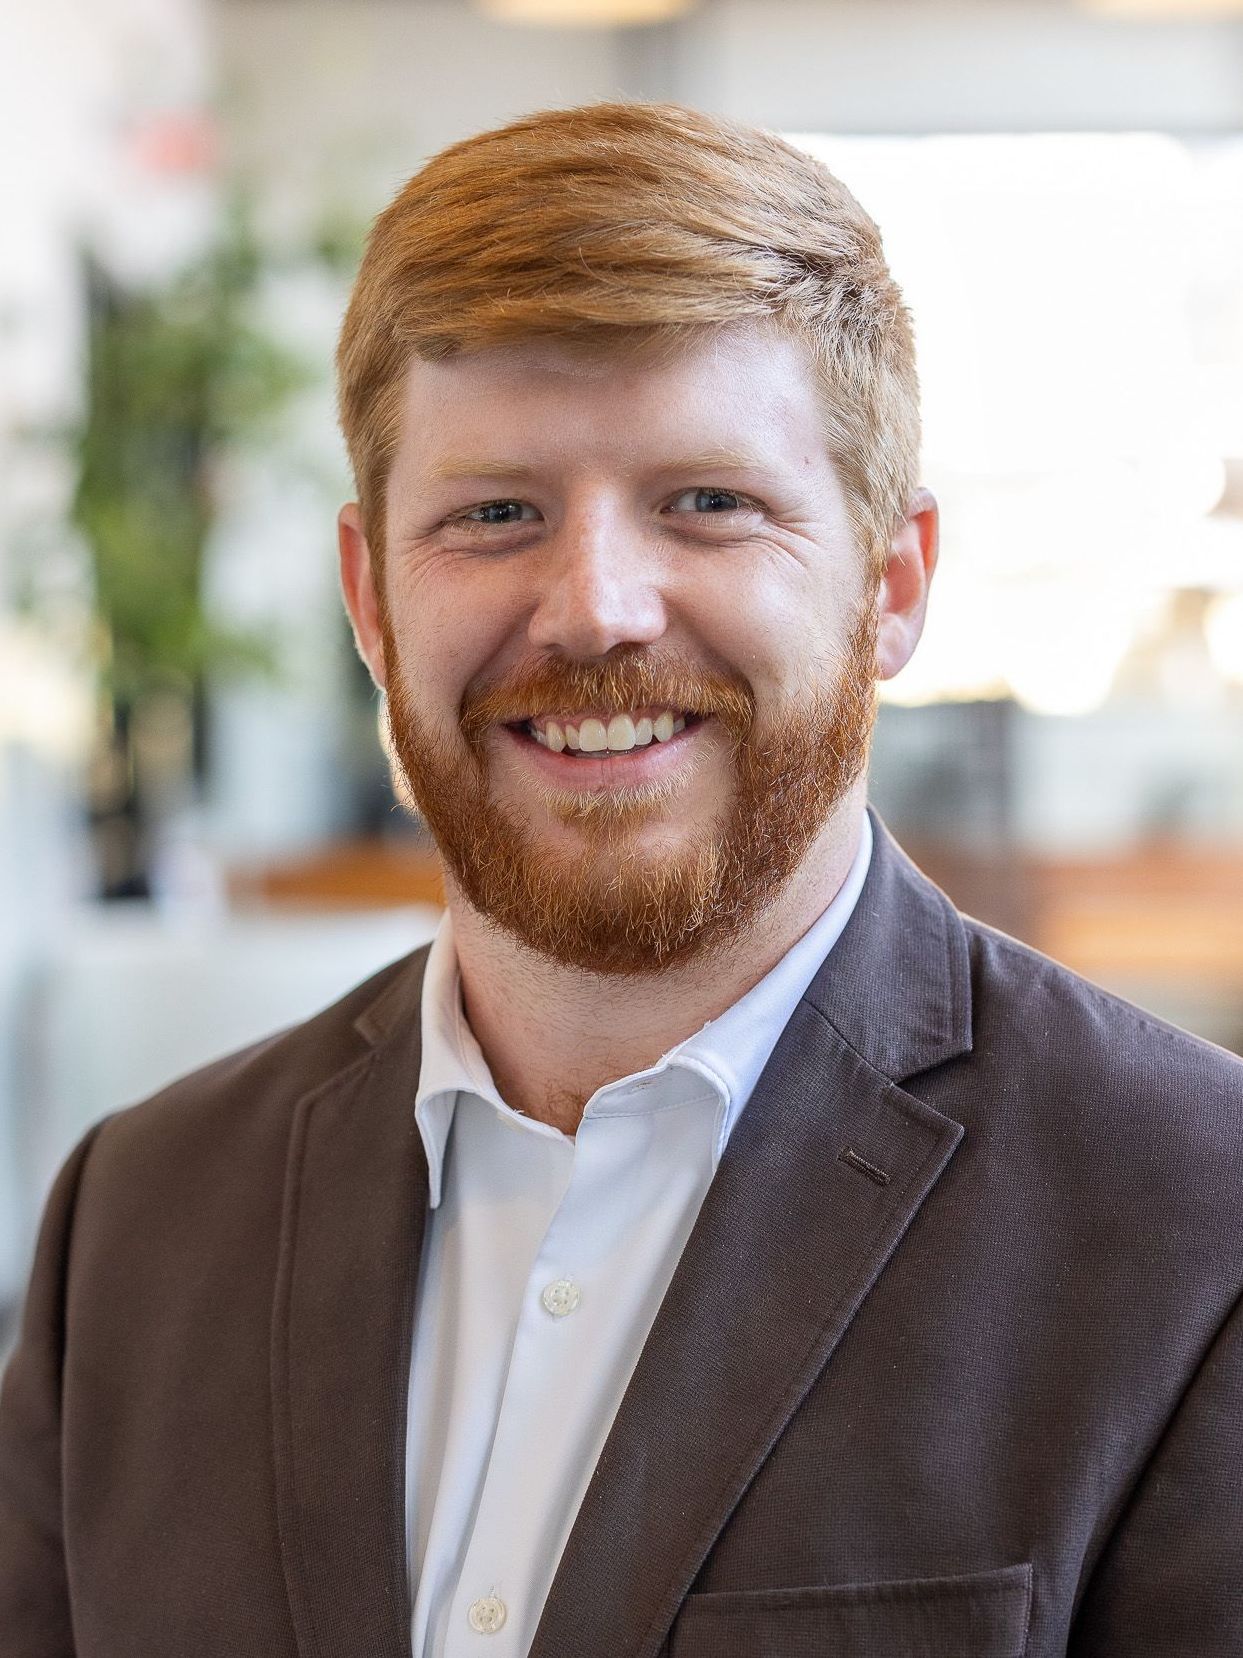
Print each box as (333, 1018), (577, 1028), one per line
(1069, 1285), (1243, 1655)
(0, 1122), (108, 1657)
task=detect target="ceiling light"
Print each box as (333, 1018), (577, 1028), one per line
(477, 0), (696, 25)
(1082, 0), (1243, 16)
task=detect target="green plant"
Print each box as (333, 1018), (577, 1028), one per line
(71, 204), (309, 705)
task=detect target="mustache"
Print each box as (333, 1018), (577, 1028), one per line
(459, 649), (755, 747)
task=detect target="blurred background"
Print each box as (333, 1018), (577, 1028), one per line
(2, 0), (1242, 1338)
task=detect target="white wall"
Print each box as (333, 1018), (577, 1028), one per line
(670, 0), (1243, 135)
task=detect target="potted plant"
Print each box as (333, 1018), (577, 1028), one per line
(71, 206), (307, 897)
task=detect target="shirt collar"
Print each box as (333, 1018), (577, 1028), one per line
(414, 918), (525, 1208)
(415, 813), (872, 1206)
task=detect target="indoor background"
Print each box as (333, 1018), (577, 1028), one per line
(2, 0), (1242, 1339)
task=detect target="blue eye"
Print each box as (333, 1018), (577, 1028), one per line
(669, 488), (747, 513)
(464, 500), (537, 525)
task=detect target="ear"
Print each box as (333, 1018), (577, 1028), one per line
(875, 487), (938, 681)
(338, 502), (387, 691)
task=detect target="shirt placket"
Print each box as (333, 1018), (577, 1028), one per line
(444, 1085), (717, 1656)
(441, 1113), (621, 1654)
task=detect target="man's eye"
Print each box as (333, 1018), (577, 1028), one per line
(460, 500), (538, 525)
(667, 487), (749, 514)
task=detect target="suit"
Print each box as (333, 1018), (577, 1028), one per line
(2, 811), (1242, 1656)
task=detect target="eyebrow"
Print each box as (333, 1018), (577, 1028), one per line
(648, 448), (778, 476)
(425, 448), (779, 485)
(425, 459), (541, 485)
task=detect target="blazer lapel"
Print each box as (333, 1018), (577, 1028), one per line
(271, 952), (430, 1658)
(531, 812), (973, 1658)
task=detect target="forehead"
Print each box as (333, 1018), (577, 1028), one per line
(391, 321), (831, 479)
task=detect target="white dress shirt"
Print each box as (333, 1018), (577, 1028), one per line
(405, 813), (873, 1657)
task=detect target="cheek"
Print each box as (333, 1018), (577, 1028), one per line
(686, 537), (861, 679)
(385, 568), (526, 717)
(682, 575), (837, 703)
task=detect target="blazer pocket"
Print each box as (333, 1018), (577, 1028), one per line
(668, 1562), (1033, 1658)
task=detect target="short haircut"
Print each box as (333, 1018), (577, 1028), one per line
(337, 101), (919, 575)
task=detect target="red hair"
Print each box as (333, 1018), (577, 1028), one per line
(337, 101), (919, 573)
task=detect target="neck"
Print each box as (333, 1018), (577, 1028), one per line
(446, 789), (868, 1134)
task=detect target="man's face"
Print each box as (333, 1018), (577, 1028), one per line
(341, 322), (928, 974)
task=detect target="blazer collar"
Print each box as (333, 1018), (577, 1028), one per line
(272, 954), (431, 1658)
(803, 805), (973, 1083)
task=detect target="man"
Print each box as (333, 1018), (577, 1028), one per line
(1, 102), (1241, 1658)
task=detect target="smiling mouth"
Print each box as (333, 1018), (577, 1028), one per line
(509, 707), (700, 756)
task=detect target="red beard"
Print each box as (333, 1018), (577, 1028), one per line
(381, 601), (878, 975)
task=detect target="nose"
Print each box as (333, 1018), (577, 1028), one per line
(526, 502), (667, 659)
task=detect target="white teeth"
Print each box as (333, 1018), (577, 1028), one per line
(606, 713), (636, 751)
(529, 708), (690, 752)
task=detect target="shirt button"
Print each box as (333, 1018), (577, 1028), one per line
(541, 1277), (582, 1318)
(467, 1595), (507, 1634)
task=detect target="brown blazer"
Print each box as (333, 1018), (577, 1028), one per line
(2, 811), (1242, 1657)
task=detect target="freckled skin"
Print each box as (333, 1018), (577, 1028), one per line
(338, 320), (938, 1128)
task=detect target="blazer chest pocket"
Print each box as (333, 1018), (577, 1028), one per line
(668, 1563), (1032, 1657)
